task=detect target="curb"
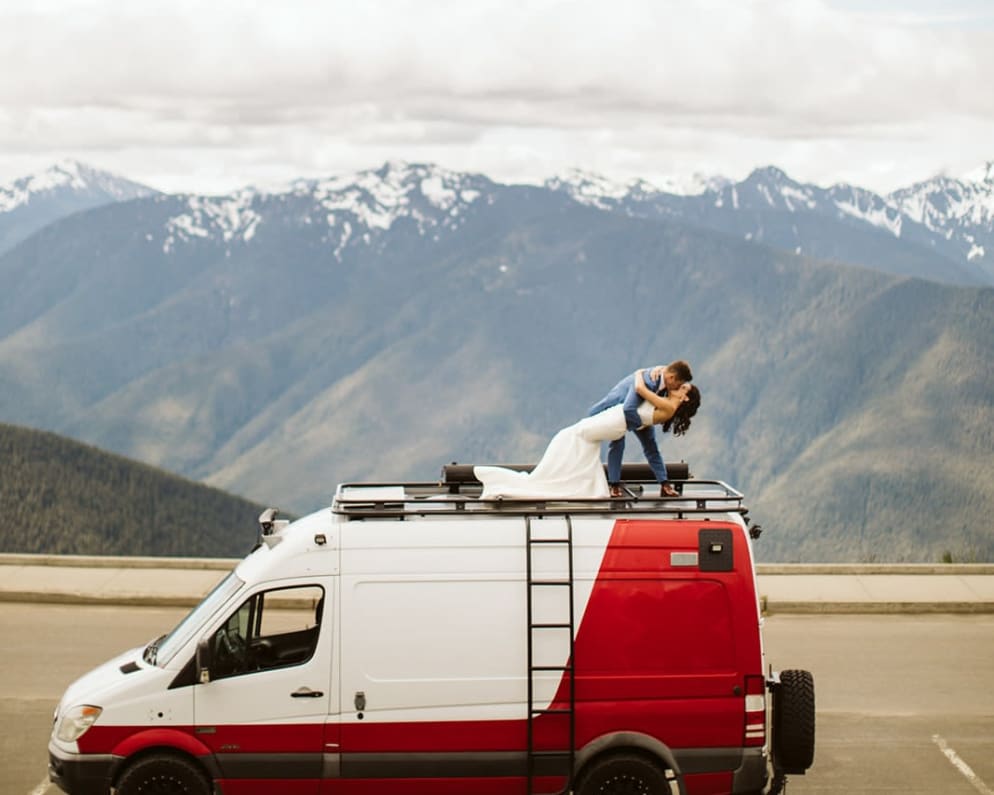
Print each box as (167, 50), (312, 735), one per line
(762, 599), (994, 615)
(0, 553), (238, 570)
(3, 554), (992, 575)
(756, 563), (994, 575)
(0, 591), (204, 608)
(7, 591), (994, 614)
(7, 592), (994, 614)
(3, 555), (994, 613)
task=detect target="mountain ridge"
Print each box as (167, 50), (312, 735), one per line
(0, 159), (157, 254)
(547, 163), (994, 285)
(1, 160), (992, 562)
(5, 157), (994, 284)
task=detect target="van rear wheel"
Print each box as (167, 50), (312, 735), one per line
(116, 753), (211, 795)
(575, 753), (668, 795)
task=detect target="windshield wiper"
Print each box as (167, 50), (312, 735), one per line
(143, 634), (167, 665)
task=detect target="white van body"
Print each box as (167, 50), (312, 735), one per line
(49, 472), (815, 795)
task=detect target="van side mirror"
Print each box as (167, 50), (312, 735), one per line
(196, 638), (211, 684)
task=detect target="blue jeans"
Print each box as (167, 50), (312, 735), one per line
(588, 376), (669, 485)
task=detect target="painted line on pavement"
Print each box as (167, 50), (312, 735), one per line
(28, 775), (50, 795)
(933, 734), (994, 795)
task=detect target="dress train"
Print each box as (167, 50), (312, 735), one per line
(474, 404), (634, 499)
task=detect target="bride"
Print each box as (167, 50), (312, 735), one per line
(474, 381), (700, 499)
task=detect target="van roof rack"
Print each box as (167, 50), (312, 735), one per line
(332, 461), (746, 520)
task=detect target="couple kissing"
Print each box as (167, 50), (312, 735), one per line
(475, 361), (700, 500)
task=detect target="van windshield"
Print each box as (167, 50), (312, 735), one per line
(148, 572), (244, 667)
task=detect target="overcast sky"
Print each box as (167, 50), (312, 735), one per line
(2, 0), (993, 195)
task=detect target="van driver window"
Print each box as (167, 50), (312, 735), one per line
(209, 584), (324, 680)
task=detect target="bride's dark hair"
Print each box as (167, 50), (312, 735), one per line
(662, 385), (701, 436)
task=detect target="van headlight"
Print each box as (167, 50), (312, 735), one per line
(56, 705), (102, 742)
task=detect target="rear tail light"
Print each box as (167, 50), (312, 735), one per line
(743, 675), (766, 747)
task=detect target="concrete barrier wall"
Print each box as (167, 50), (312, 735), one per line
(2, 554), (994, 613)
(3, 553), (993, 574)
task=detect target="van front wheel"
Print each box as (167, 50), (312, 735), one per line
(116, 753), (211, 795)
(575, 753), (668, 795)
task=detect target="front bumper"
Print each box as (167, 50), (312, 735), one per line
(48, 742), (113, 795)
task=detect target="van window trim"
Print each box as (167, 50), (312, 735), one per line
(155, 572), (244, 667)
(205, 582), (327, 682)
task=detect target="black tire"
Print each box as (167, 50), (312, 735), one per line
(116, 753), (211, 795)
(575, 753), (669, 795)
(773, 668), (816, 774)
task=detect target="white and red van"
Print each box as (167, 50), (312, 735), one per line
(49, 464), (815, 795)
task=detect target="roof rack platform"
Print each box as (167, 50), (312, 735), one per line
(332, 462), (745, 520)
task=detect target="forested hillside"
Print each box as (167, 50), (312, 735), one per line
(0, 423), (267, 556)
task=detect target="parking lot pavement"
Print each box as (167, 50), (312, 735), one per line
(3, 607), (993, 795)
(761, 614), (994, 794)
(788, 713), (994, 794)
(1, 603), (187, 795)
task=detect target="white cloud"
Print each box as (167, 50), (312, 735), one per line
(0, 0), (992, 193)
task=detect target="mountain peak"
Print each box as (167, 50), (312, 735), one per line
(545, 169), (631, 207)
(373, 159), (439, 182)
(1, 160), (157, 214)
(745, 165), (794, 186)
(161, 161), (493, 256)
(37, 159), (91, 189)
(313, 160), (489, 220)
(963, 161), (994, 185)
(546, 168), (729, 205)
(651, 172), (732, 196)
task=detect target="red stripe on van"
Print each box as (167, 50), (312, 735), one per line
(77, 722), (323, 755)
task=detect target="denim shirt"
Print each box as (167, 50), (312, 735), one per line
(622, 369), (664, 430)
(587, 369), (670, 484)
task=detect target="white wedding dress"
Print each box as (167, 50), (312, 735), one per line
(474, 401), (655, 499)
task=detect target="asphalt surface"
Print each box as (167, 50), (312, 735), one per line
(3, 605), (993, 795)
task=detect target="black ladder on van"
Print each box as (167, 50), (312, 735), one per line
(525, 515), (576, 795)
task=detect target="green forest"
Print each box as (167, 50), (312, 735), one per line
(0, 422), (268, 557)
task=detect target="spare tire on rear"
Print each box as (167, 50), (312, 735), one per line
(772, 668), (815, 774)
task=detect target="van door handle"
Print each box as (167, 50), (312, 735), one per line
(291, 687), (324, 698)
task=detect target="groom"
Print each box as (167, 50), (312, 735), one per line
(588, 360), (693, 498)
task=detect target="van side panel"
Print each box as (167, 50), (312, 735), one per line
(339, 518), (611, 721)
(336, 516), (760, 794)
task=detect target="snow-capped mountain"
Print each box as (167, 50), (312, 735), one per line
(889, 163), (994, 265)
(546, 163), (994, 285)
(159, 162), (496, 259)
(0, 159), (155, 212)
(0, 159), (157, 254)
(545, 168), (730, 209)
(6, 156), (994, 285)
(287, 160), (490, 233)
